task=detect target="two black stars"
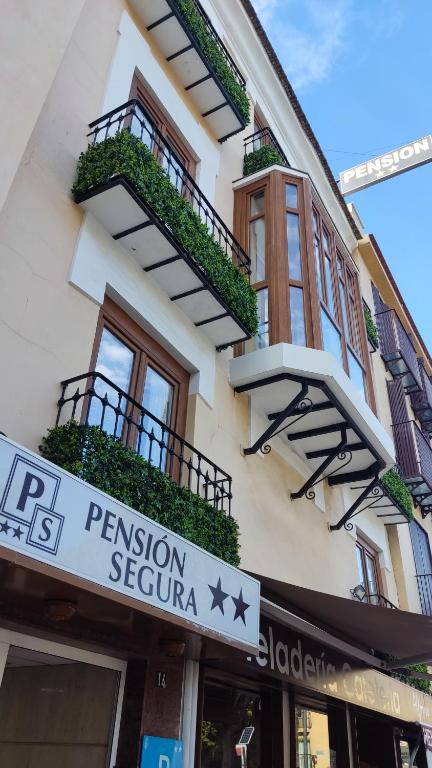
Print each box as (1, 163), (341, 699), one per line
(208, 577), (250, 625)
(0, 520), (23, 539)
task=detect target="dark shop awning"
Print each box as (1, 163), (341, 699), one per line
(252, 572), (432, 670)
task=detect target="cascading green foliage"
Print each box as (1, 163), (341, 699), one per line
(243, 145), (286, 176)
(364, 305), (379, 349)
(172, 0), (250, 125)
(385, 656), (431, 694)
(381, 469), (413, 520)
(40, 422), (240, 567)
(72, 130), (258, 337)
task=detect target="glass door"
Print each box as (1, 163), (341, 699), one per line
(0, 630), (125, 768)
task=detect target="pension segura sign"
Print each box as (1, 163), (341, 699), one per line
(0, 435), (260, 652)
(339, 135), (432, 195)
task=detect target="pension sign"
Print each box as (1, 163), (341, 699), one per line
(339, 135), (432, 195)
(0, 435), (260, 652)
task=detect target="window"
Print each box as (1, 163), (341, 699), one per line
(313, 205), (367, 400)
(355, 538), (382, 605)
(89, 298), (189, 465)
(295, 705), (350, 767)
(234, 171), (374, 405)
(286, 183), (307, 346)
(129, 71), (196, 180)
(245, 185), (269, 351)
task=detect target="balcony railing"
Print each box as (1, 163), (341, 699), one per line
(375, 308), (421, 392)
(132, 0), (249, 141)
(56, 372), (232, 514)
(415, 573), (432, 616)
(87, 100), (250, 276)
(243, 127), (289, 176)
(411, 358), (432, 434)
(392, 420), (432, 515)
(73, 100), (257, 349)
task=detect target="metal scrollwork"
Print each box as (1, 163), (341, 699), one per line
(260, 443), (272, 455)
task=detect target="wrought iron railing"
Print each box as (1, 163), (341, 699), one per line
(87, 99), (250, 276)
(243, 127), (289, 166)
(393, 420), (432, 489)
(415, 573), (432, 616)
(56, 372), (232, 514)
(411, 359), (432, 432)
(375, 308), (421, 389)
(173, 0), (246, 90)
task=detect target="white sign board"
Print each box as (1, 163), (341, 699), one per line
(339, 135), (432, 195)
(0, 435), (260, 651)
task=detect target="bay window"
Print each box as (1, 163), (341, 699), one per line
(235, 169), (374, 405)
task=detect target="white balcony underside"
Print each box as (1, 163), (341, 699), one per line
(230, 344), (395, 481)
(130, 0), (244, 141)
(78, 181), (248, 348)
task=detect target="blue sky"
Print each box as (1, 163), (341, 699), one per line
(253, 0), (432, 349)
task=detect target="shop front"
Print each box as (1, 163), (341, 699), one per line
(197, 593), (432, 768)
(0, 434), (261, 768)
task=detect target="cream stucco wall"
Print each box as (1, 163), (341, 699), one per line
(0, 0), (429, 621)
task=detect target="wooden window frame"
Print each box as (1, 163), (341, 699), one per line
(233, 170), (377, 411)
(355, 535), (384, 604)
(90, 297), (189, 441)
(129, 69), (197, 179)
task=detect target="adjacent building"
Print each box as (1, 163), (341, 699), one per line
(0, 1), (432, 766)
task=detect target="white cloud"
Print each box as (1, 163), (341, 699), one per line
(252, 0), (350, 89)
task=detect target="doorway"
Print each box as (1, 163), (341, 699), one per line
(354, 713), (398, 768)
(0, 629), (126, 768)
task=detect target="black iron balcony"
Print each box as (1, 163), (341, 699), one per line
(411, 359), (432, 435)
(130, 0), (249, 141)
(392, 420), (432, 516)
(56, 372), (232, 514)
(415, 573), (432, 616)
(375, 308), (421, 392)
(73, 100), (258, 349)
(243, 127), (289, 176)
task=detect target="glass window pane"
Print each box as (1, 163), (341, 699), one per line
(324, 255), (335, 316)
(249, 218), (265, 283)
(200, 681), (261, 768)
(290, 286), (306, 346)
(131, 104), (156, 152)
(356, 546), (365, 588)
(161, 145), (185, 192)
(339, 278), (349, 338)
(321, 309), (342, 365)
(140, 366), (174, 468)
(90, 328), (135, 438)
(296, 708), (331, 768)
(0, 646), (120, 767)
(285, 183), (298, 209)
(314, 237), (323, 300)
(256, 289), (269, 349)
(250, 190), (265, 216)
(348, 350), (366, 401)
(366, 553), (379, 600)
(286, 212), (302, 281)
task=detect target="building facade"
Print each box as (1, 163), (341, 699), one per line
(1, 1), (432, 766)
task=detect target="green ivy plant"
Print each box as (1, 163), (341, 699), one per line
(73, 131), (258, 336)
(381, 469), (413, 520)
(172, 0), (250, 126)
(243, 145), (286, 176)
(385, 655), (431, 694)
(40, 422), (240, 567)
(364, 305), (379, 349)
